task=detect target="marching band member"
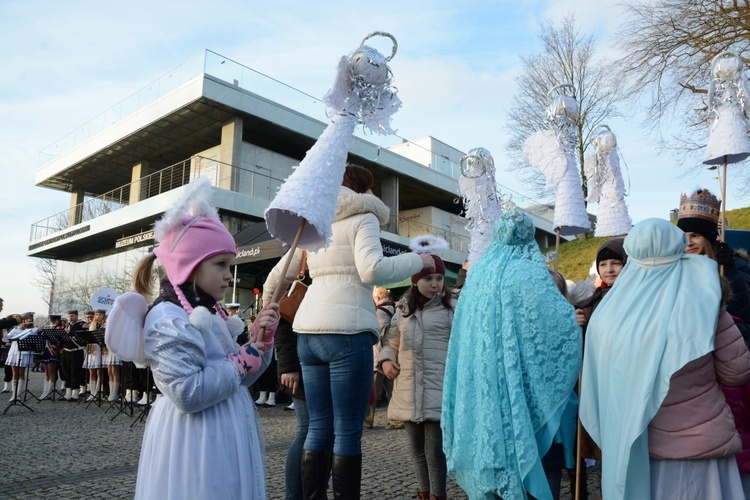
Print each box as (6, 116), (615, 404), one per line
(98, 310), (122, 402)
(4, 312), (36, 402)
(39, 314), (63, 400)
(60, 309), (86, 401)
(84, 309), (105, 402)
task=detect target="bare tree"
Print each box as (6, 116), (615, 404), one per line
(32, 258), (57, 313)
(505, 15), (625, 199)
(616, 0), (750, 181)
(51, 269), (130, 313)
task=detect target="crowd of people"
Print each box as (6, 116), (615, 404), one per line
(1, 307), (160, 407)
(3, 175), (750, 500)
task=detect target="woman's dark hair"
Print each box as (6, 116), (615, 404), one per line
(342, 164), (374, 194)
(401, 282), (453, 317)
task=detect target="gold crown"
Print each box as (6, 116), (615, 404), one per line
(678, 189), (721, 223)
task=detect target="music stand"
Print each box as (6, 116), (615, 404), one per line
(40, 329), (68, 403)
(110, 362), (136, 421)
(3, 334), (44, 414)
(131, 367), (154, 427)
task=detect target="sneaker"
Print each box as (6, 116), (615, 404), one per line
(284, 402), (295, 411)
(384, 420), (405, 430)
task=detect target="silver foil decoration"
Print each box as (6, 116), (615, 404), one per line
(546, 84), (579, 156)
(458, 147), (502, 272)
(323, 31), (401, 134)
(703, 52), (750, 165)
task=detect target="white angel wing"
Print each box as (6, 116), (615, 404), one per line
(105, 292), (149, 366)
(569, 276), (595, 306)
(523, 129), (569, 193)
(322, 55), (352, 112)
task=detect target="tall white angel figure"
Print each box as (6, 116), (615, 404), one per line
(265, 32), (402, 252)
(584, 125), (632, 236)
(704, 52), (750, 165)
(458, 147), (502, 272)
(522, 84), (590, 236)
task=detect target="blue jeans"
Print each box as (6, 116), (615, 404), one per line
(286, 397), (309, 500)
(298, 332), (373, 456)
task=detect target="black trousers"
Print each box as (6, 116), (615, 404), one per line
(59, 349), (85, 388)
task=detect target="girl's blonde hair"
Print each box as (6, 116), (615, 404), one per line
(133, 253), (158, 297)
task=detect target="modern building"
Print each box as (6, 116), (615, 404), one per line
(28, 49), (564, 314)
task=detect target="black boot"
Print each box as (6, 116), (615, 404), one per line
(332, 454), (362, 500)
(302, 449), (331, 500)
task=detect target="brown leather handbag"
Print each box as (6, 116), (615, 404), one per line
(277, 251), (308, 323)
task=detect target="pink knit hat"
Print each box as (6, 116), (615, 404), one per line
(152, 178), (236, 317)
(153, 215), (236, 286)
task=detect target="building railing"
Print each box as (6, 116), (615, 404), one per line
(34, 48), (560, 233)
(29, 156), (285, 242)
(36, 50), (467, 180)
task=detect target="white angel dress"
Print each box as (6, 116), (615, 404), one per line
(583, 136), (632, 237)
(523, 129), (590, 235)
(133, 301), (273, 500)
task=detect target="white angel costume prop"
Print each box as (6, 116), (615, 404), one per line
(265, 32), (402, 251)
(523, 85), (590, 236)
(583, 126), (632, 236)
(704, 52), (750, 165)
(458, 147), (502, 272)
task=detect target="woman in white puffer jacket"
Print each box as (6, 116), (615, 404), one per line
(264, 164), (433, 499)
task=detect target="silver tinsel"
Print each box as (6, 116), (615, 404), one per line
(323, 32), (401, 135)
(545, 84), (579, 156)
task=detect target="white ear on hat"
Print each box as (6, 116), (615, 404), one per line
(409, 235), (449, 255)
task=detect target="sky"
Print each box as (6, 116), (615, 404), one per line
(2, 0), (748, 317)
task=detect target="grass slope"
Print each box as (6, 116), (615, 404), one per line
(544, 206), (750, 282)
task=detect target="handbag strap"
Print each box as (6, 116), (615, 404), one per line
(296, 251), (308, 280)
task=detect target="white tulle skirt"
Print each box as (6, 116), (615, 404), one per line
(134, 386), (266, 499)
(650, 456), (745, 499)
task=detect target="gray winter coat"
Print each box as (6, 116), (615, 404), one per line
(378, 293), (453, 422)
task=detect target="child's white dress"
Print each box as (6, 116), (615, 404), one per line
(135, 302), (272, 500)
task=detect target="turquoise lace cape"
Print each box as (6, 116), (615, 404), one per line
(441, 210), (582, 499)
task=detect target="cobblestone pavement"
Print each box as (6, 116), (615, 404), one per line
(0, 372), (601, 499)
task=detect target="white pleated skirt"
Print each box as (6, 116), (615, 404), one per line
(5, 342), (31, 367)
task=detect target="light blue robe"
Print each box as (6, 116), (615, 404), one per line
(579, 218), (721, 499)
(442, 210), (581, 499)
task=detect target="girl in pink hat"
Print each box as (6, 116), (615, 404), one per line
(114, 179), (280, 500)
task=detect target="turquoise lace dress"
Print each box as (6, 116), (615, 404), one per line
(441, 210), (581, 499)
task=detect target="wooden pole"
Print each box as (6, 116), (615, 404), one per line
(256, 219), (307, 339)
(554, 228), (561, 273)
(574, 367), (583, 500)
(721, 156), (728, 244)
(269, 219), (308, 305)
(719, 156), (727, 276)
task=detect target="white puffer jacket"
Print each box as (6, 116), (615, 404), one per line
(263, 187), (423, 342)
(377, 293), (454, 423)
